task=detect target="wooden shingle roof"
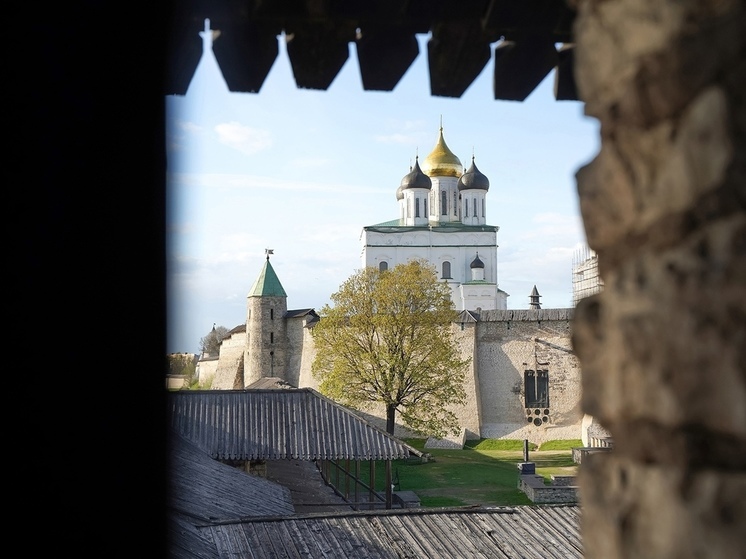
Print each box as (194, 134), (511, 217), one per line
(168, 430), (295, 559)
(168, 389), (422, 461)
(192, 505), (582, 558)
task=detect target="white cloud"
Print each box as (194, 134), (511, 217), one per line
(214, 122), (272, 155)
(178, 120), (203, 133)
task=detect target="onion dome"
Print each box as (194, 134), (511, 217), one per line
(396, 184), (404, 201)
(399, 157), (432, 191)
(421, 127), (463, 178)
(470, 253), (484, 269)
(458, 156), (490, 191)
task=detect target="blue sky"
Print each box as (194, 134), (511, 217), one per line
(166, 21), (600, 354)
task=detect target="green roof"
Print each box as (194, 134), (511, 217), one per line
(248, 259), (287, 298)
(364, 220), (498, 233)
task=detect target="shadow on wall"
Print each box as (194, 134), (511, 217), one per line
(479, 343), (526, 425)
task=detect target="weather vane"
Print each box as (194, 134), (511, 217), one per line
(265, 248), (274, 260)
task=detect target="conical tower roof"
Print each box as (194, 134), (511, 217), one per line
(248, 256), (287, 297)
(421, 127), (462, 178)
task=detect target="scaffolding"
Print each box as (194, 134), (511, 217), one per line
(572, 246), (603, 306)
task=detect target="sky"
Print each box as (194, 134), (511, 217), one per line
(165, 21), (601, 355)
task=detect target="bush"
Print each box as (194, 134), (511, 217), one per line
(464, 439), (538, 451)
(537, 439), (583, 451)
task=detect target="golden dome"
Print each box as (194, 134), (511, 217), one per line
(421, 127), (463, 178)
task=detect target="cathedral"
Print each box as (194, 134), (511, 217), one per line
(201, 127), (583, 444)
(361, 126), (507, 311)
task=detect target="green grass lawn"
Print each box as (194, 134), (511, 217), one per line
(358, 439), (579, 507)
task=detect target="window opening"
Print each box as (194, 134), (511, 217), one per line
(524, 369), (549, 408)
(442, 261), (451, 279)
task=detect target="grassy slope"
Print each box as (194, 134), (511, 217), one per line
(360, 440), (579, 507)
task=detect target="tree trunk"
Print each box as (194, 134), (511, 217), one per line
(386, 404), (396, 435)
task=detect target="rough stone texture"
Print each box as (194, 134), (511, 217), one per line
(579, 453), (746, 558)
(284, 317), (318, 389)
(245, 295), (287, 387)
(474, 311), (582, 443)
(451, 322), (482, 439)
(572, 1), (746, 557)
(519, 474), (579, 504)
(211, 330), (245, 389)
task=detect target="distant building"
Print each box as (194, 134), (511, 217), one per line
(199, 127), (584, 444)
(572, 246), (603, 306)
(201, 254), (582, 444)
(361, 127), (508, 311)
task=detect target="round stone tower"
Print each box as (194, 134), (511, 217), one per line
(245, 252), (288, 386)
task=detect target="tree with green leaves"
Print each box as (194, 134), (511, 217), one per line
(311, 259), (469, 437)
(199, 324), (229, 356)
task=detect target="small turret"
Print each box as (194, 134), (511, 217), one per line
(470, 253), (485, 281)
(529, 285), (542, 309)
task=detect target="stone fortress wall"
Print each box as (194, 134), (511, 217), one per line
(470, 309), (581, 444)
(206, 307), (581, 445)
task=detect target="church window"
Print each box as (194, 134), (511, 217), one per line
(407, 199), (411, 218)
(379, 261), (388, 272)
(453, 192), (457, 215)
(442, 261), (451, 279)
(481, 199), (485, 217)
(441, 191), (447, 215)
(415, 198), (420, 217)
(465, 199), (469, 217)
(524, 369), (549, 408)
(424, 199), (428, 217)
